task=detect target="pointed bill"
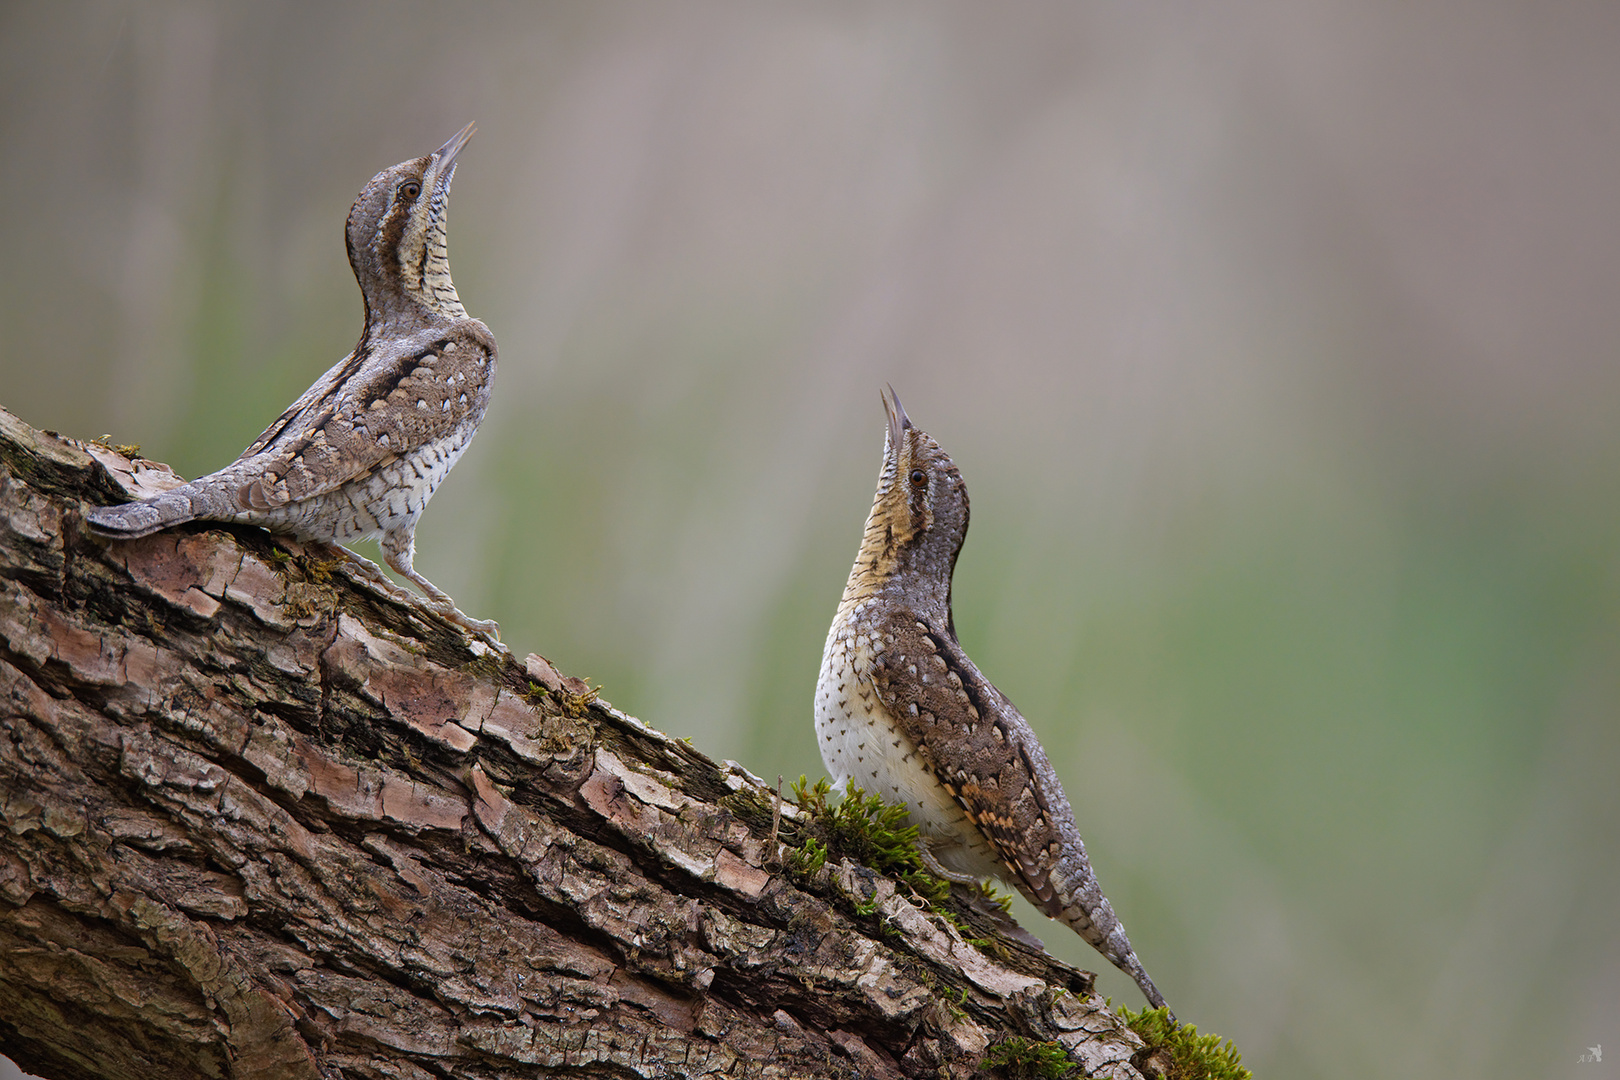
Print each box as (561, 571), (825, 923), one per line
(426, 122), (476, 195)
(881, 384), (912, 455)
(435, 121), (477, 168)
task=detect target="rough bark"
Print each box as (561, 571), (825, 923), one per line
(0, 404), (1149, 1080)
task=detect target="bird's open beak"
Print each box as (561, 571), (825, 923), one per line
(434, 122), (476, 169)
(426, 122), (476, 195)
(882, 385), (912, 455)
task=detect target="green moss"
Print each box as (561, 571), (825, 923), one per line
(558, 682), (600, 718)
(280, 580), (338, 619)
(789, 776), (950, 908)
(964, 933), (1011, 959)
(297, 553), (343, 585)
(975, 881), (1016, 913)
(787, 836), (828, 875)
(799, 776), (920, 874)
(459, 652), (507, 683)
(1119, 1006), (1251, 1080)
(521, 678), (601, 718)
(979, 1036), (1074, 1079)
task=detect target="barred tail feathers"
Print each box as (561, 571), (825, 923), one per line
(84, 486), (208, 539)
(1048, 851), (1174, 1017)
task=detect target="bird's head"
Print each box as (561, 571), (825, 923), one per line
(346, 122), (475, 324)
(856, 387), (971, 624)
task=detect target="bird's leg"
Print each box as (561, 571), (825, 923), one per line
(914, 842), (1049, 951)
(307, 540), (410, 595)
(917, 840), (982, 885)
(378, 526), (453, 605)
(380, 527), (501, 639)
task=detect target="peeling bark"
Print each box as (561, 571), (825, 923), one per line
(0, 405), (1149, 1079)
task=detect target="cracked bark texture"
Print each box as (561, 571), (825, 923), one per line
(0, 405), (1150, 1080)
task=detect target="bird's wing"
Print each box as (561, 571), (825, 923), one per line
(233, 320), (496, 511)
(868, 611), (1069, 911)
(238, 349), (369, 460)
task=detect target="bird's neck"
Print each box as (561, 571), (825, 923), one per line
(414, 226), (467, 319)
(837, 495), (953, 630)
(355, 270), (465, 346)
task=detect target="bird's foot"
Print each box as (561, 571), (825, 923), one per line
(289, 541), (500, 643)
(391, 566), (502, 644)
(334, 549), (408, 594)
(301, 543), (422, 606)
(431, 601), (502, 643)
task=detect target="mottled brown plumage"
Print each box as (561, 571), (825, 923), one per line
(815, 388), (1170, 1014)
(87, 124), (498, 635)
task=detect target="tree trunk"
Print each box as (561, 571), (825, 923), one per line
(0, 405), (1149, 1079)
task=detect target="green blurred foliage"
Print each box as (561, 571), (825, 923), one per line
(2, 5), (1618, 1079)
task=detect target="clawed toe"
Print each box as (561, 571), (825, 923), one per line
(434, 602), (501, 641)
(311, 542), (499, 640)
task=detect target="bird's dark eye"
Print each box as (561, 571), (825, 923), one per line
(399, 180), (422, 200)
(909, 469), (927, 488)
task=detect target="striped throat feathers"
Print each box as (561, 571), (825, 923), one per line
(838, 387), (970, 637)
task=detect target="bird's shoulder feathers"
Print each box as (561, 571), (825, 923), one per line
(867, 608), (1071, 907)
(233, 320), (496, 512)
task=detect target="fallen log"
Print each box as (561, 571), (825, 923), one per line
(0, 404), (1152, 1079)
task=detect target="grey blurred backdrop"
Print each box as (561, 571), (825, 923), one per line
(3, 3), (1619, 1078)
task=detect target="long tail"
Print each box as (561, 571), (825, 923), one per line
(1046, 850), (1175, 1019)
(1054, 898), (1173, 1018)
(84, 486), (208, 539)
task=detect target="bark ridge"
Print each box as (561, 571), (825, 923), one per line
(0, 405), (1148, 1080)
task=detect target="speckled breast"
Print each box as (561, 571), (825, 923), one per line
(814, 600), (1002, 880)
(249, 425), (475, 544)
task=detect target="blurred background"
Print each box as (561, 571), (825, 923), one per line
(3, 2), (1619, 1077)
